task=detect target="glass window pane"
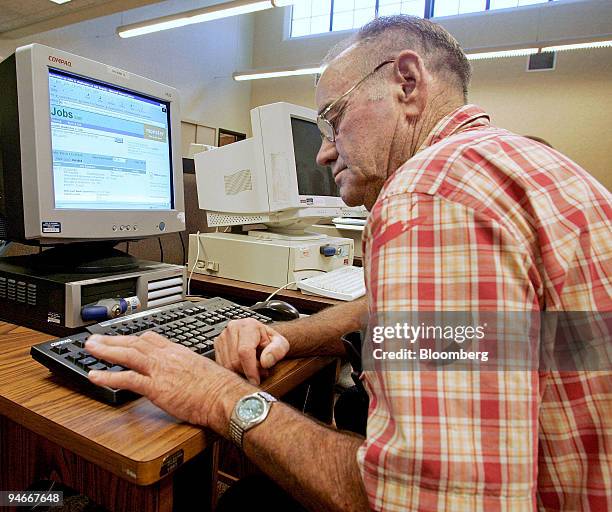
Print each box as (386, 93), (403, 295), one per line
(378, 0), (398, 4)
(489, 0), (517, 9)
(333, 11), (354, 30)
(458, 0), (486, 14)
(310, 14), (330, 33)
(378, 3), (402, 15)
(334, 0), (355, 13)
(291, 0), (312, 19)
(518, 0), (547, 5)
(353, 8), (375, 27)
(311, 0), (332, 16)
(355, 0), (376, 8)
(291, 18), (311, 37)
(401, 0), (426, 16)
(433, 0), (460, 17)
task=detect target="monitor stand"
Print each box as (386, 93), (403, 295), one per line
(30, 242), (139, 274)
(247, 229), (327, 241)
(246, 217), (328, 241)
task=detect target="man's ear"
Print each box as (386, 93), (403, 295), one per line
(395, 50), (429, 117)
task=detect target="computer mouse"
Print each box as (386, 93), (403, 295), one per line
(250, 299), (300, 322)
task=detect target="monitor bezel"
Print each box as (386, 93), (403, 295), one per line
(15, 44), (185, 243)
(254, 102), (346, 211)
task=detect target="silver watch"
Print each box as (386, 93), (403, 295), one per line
(229, 391), (277, 447)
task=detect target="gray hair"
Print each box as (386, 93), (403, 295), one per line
(323, 15), (471, 102)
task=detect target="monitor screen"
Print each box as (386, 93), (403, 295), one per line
(48, 68), (173, 210)
(290, 117), (339, 198)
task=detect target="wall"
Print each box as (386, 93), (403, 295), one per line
(0, 0), (254, 136)
(250, 0), (612, 190)
(469, 48), (612, 190)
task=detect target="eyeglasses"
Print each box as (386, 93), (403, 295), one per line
(317, 60), (394, 143)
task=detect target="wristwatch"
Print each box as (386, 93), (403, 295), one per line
(229, 391), (277, 447)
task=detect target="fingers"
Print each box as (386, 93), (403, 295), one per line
(88, 369), (150, 395)
(85, 336), (151, 374)
(260, 334), (290, 369)
(240, 321), (280, 385)
(215, 319), (268, 369)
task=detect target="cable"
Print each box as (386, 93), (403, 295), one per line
(158, 237), (164, 262)
(179, 232), (186, 266)
(302, 384), (312, 414)
(187, 230), (201, 297)
(30, 480), (56, 510)
(0, 241), (11, 256)
(265, 281), (297, 302)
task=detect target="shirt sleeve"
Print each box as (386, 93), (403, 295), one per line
(358, 191), (540, 512)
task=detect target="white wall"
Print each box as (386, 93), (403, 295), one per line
(249, 0), (612, 190)
(0, 0), (255, 136)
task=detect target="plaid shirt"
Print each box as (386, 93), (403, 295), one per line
(359, 105), (611, 511)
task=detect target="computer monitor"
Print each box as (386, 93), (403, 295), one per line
(0, 44), (185, 270)
(195, 102), (362, 235)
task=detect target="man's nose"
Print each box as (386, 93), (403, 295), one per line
(316, 138), (338, 167)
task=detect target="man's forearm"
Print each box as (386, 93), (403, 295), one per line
(246, 405), (369, 512)
(215, 379), (369, 512)
(273, 297), (367, 358)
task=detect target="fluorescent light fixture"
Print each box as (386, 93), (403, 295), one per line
(117, 0), (274, 38)
(466, 48), (539, 60)
(49, 0), (72, 4)
(233, 37), (612, 81)
(234, 65), (322, 81)
(542, 40), (612, 52)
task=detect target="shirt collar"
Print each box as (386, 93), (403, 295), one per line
(418, 104), (490, 152)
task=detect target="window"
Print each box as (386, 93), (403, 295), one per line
(290, 0), (554, 37)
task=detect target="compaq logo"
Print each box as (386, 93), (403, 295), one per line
(48, 55), (72, 67)
(50, 338), (75, 347)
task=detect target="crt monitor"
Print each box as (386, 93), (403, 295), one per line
(195, 102), (358, 232)
(0, 44), (185, 270)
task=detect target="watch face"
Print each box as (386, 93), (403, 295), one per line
(238, 397), (265, 422)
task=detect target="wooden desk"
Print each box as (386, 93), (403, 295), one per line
(0, 322), (336, 511)
(189, 274), (342, 314)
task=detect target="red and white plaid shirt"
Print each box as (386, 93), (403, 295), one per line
(360, 105), (611, 511)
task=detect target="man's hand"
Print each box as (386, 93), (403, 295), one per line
(85, 331), (252, 432)
(215, 319), (290, 385)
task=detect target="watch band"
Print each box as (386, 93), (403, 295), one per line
(229, 391), (277, 447)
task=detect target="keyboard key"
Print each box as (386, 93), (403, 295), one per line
(77, 356), (98, 368)
(87, 362), (107, 371)
(66, 352), (84, 363)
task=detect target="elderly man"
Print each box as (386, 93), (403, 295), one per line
(85, 16), (611, 512)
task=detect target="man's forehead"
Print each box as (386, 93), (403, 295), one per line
(315, 48), (360, 111)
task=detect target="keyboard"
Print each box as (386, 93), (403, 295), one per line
(332, 217), (367, 228)
(297, 266), (365, 301)
(30, 297), (272, 404)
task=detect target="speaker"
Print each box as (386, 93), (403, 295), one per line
(527, 52), (556, 72)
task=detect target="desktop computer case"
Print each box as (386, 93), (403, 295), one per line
(0, 258), (185, 334)
(188, 232), (354, 289)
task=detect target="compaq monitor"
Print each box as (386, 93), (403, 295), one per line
(195, 102), (361, 236)
(0, 44), (185, 270)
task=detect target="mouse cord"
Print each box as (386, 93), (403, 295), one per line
(186, 230), (201, 297)
(265, 281), (297, 302)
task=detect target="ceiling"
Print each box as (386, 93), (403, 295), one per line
(0, 0), (165, 39)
